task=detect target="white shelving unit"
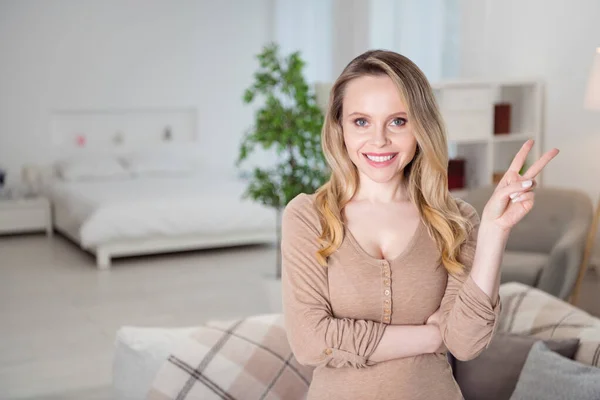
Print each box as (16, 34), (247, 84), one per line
(433, 79), (544, 192)
(314, 78), (545, 193)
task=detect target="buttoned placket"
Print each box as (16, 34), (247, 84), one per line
(381, 260), (392, 324)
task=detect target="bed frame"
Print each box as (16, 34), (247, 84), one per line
(53, 209), (276, 269)
(39, 107), (277, 269)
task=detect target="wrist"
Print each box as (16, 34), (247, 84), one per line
(425, 324), (443, 353)
(478, 220), (511, 240)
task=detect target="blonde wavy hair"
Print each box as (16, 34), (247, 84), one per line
(314, 50), (473, 275)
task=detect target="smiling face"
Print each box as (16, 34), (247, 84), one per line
(341, 74), (418, 185)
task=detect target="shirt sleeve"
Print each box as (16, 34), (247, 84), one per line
(438, 198), (502, 361)
(281, 194), (387, 369)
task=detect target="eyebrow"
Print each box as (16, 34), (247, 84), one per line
(347, 111), (408, 118)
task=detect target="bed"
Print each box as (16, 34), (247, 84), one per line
(43, 172), (276, 269)
(34, 108), (278, 269)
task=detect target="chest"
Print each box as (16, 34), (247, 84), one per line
(326, 232), (448, 326)
(344, 201), (421, 261)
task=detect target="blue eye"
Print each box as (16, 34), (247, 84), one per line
(354, 118), (368, 127)
(391, 118), (407, 127)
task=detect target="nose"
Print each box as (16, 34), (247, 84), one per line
(370, 125), (390, 147)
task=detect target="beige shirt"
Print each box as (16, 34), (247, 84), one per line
(281, 193), (501, 400)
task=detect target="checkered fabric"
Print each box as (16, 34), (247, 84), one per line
(146, 314), (314, 400)
(498, 282), (600, 367)
(147, 282), (600, 399)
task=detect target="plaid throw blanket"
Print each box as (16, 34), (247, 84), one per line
(498, 282), (600, 367)
(148, 283), (599, 399)
(146, 314), (313, 400)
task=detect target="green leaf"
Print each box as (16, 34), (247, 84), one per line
(243, 89), (254, 104)
(236, 43), (329, 210)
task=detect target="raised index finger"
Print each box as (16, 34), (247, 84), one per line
(508, 140), (534, 173)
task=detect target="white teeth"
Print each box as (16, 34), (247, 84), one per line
(366, 154), (394, 162)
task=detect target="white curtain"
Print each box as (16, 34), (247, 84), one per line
(272, 0), (334, 84)
(369, 0), (460, 81)
(271, 0), (461, 83)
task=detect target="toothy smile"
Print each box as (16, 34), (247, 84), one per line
(363, 153), (398, 162)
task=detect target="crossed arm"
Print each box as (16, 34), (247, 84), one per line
(281, 195), (502, 369)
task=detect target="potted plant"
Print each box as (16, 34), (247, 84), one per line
(237, 42), (329, 279)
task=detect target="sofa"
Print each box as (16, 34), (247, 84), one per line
(462, 186), (594, 300)
(112, 282), (600, 400)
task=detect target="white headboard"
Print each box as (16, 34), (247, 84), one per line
(49, 107), (198, 157)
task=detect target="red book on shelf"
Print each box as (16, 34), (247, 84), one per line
(494, 103), (511, 135)
(448, 159), (465, 190)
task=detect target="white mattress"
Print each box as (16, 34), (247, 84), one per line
(43, 174), (277, 247)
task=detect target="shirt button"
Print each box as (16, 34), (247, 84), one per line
(384, 271), (391, 278)
(384, 299), (391, 305)
(383, 279), (390, 286)
(324, 348), (332, 355)
(384, 289), (391, 296)
(384, 308), (391, 314)
(383, 316), (390, 323)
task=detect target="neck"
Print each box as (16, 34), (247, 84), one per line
(353, 172), (410, 203)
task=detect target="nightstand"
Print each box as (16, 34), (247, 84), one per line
(0, 197), (52, 236)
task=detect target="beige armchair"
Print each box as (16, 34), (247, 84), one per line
(461, 185), (594, 300)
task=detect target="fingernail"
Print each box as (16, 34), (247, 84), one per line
(522, 180), (532, 188)
(511, 195), (521, 203)
(510, 192), (519, 199)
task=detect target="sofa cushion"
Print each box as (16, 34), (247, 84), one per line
(510, 341), (600, 400)
(452, 333), (579, 400)
(500, 251), (548, 286)
(498, 282), (600, 368)
(146, 314), (313, 400)
(113, 326), (197, 400)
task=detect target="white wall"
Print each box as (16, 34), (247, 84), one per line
(0, 0), (273, 183)
(459, 0), (600, 265)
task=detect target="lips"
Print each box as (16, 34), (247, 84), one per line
(363, 152), (398, 168)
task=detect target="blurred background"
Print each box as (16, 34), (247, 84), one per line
(0, 0), (599, 399)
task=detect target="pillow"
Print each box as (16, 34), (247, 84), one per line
(146, 314), (313, 400)
(113, 326), (197, 400)
(451, 333), (580, 400)
(510, 341), (600, 400)
(121, 152), (195, 176)
(55, 157), (130, 181)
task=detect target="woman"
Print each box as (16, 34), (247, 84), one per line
(281, 50), (559, 399)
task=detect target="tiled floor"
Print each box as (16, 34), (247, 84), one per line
(0, 233), (598, 399)
(0, 234), (281, 399)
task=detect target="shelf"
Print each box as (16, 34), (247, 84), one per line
(449, 189), (468, 198)
(450, 138), (489, 145)
(493, 133), (533, 143)
(433, 79), (542, 190)
(449, 133), (533, 145)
